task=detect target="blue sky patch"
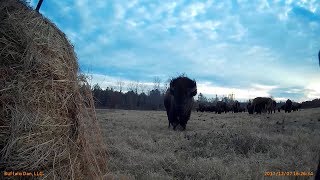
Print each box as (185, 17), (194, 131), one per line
(29, 0), (320, 102)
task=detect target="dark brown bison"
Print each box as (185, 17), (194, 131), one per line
(216, 101), (227, 114)
(196, 104), (216, 112)
(265, 99), (276, 114)
(278, 104), (285, 112)
(247, 101), (254, 114)
(252, 97), (273, 114)
(205, 105), (216, 112)
(164, 76), (197, 130)
(196, 103), (206, 112)
(232, 100), (240, 113)
(239, 106), (246, 112)
(292, 102), (301, 111)
(272, 100), (277, 113)
(284, 99), (292, 113)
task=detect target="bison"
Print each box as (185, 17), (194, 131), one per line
(265, 99), (276, 114)
(247, 101), (254, 114)
(232, 100), (240, 113)
(292, 102), (301, 111)
(196, 104), (215, 112)
(284, 99), (292, 113)
(196, 103), (206, 112)
(164, 76), (197, 130)
(252, 97), (273, 114)
(278, 104), (285, 112)
(216, 101), (227, 114)
(272, 100), (277, 113)
(205, 105), (216, 112)
(239, 106), (246, 112)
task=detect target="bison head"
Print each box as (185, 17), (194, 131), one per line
(169, 76), (197, 114)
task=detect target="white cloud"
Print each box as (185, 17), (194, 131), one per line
(97, 34), (109, 45)
(229, 19), (247, 41)
(36, 0), (320, 103)
(53, 1), (72, 16)
(180, 2), (206, 20)
(96, 1), (108, 8)
(75, 0), (99, 34)
(114, 4), (126, 20)
(305, 81), (320, 100)
(251, 84), (278, 91)
(258, 0), (270, 11)
(278, 6), (292, 21)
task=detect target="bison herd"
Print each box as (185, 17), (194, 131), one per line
(196, 97), (301, 115)
(196, 100), (246, 114)
(164, 76), (303, 131)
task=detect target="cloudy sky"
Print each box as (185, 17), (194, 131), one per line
(28, 0), (320, 102)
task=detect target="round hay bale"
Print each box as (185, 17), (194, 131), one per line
(0, 0), (107, 179)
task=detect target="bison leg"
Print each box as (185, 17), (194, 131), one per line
(172, 123), (178, 131)
(181, 124), (186, 130)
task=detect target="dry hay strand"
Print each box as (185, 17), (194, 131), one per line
(0, 0), (108, 179)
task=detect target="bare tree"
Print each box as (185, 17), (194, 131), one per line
(127, 82), (135, 92)
(161, 78), (171, 94)
(134, 81), (140, 94)
(117, 80), (125, 92)
(153, 76), (161, 90)
(139, 83), (147, 94)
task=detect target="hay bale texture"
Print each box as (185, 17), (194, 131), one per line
(0, 0), (107, 179)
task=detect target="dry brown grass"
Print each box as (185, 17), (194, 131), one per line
(0, 0), (107, 179)
(98, 108), (320, 180)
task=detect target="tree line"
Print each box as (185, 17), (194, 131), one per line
(90, 78), (320, 110)
(92, 84), (165, 110)
(90, 80), (237, 111)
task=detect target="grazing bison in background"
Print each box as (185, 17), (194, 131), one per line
(247, 101), (254, 114)
(196, 104), (216, 112)
(226, 103), (233, 113)
(232, 100), (240, 113)
(284, 99), (293, 113)
(278, 104), (285, 112)
(196, 103), (206, 112)
(265, 99), (276, 114)
(164, 76), (197, 130)
(252, 97), (273, 114)
(205, 105), (216, 112)
(272, 100), (277, 113)
(216, 101), (227, 114)
(292, 102), (301, 111)
(239, 106), (246, 112)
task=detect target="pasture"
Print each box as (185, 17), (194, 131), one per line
(98, 108), (320, 179)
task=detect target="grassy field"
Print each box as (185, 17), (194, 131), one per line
(97, 108), (320, 180)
